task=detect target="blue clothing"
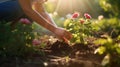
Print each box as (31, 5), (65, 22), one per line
(0, 0), (24, 21)
(0, 0), (11, 3)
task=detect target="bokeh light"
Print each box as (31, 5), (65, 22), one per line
(46, 0), (100, 18)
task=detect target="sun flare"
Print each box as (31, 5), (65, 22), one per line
(47, 0), (99, 17)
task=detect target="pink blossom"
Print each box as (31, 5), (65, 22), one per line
(19, 18), (31, 24)
(71, 12), (80, 19)
(84, 13), (92, 19)
(32, 39), (41, 46)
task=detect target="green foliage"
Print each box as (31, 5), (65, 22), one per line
(64, 16), (95, 44)
(64, 13), (120, 66)
(0, 21), (35, 58)
(94, 18), (120, 66)
(99, 0), (120, 17)
(94, 36), (120, 66)
(96, 18), (120, 38)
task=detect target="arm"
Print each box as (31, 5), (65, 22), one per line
(18, 0), (72, 41)
(32, 1), (57, 27)
(18, 0), (56, 32)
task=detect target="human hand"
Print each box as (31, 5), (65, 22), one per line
(54, 27), (72, 43)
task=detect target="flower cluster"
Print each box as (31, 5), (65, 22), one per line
(64, 12), (94, 43)
(71, 12), (92, 24)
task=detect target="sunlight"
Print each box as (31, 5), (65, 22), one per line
(47, 0), (99, 17)
(47, 0), (84, 12)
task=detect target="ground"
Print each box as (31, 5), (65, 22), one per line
(0, 37), (105, 67)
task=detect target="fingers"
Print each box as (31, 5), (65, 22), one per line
(62, 32), (72, 44)
(56, 31), (72, 43)
(64, 31), (72, 40)
(63, 37), (69, 44)
(54, 27), (72, 41)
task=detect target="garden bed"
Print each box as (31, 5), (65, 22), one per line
(0, 38), (104, 67)
(1, 17), (120, 67)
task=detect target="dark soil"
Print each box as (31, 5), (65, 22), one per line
(44, 41), (104, 67)
(0, 41), (104, 67)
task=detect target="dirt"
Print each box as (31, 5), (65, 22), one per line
(44, 41), (104, 67)
(0, 40), (104, 67)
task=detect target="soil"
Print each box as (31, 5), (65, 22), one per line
(44, 41), (104, 67)
(0, 40), (104, 67)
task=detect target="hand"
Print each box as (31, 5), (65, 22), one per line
(54, 27), (72, 42)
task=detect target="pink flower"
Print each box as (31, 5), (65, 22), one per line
(84, 13), (92, 19)
(71, 12), (80, 19)
(80, 19), (85, 24)
(19, 18), (31, 24)
(32, 39), (41, 46)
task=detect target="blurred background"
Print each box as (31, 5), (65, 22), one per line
(0, 0), (120, 66)
(43, 0), (120, 26)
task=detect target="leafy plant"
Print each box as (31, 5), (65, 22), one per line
(0, 20), (35, 58)
(96, 18), (120, 38)
(99, 0), (120, 17)
(64, 12), (95, 44)
(94, 36), (120, 67)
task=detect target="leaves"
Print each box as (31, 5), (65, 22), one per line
(94, 39), (107, 45)
(101, 54), (110, 66)
(64, 13), (94, 43)
(94, 46), (106, 55)
(99, 0), (120, 17)
(0, 21), (35, 57)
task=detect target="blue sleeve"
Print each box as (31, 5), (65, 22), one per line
(0, 0), (24, 21)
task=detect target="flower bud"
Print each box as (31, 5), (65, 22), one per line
(80, 19), (85, 24)
(71, 12), (80, 19)
(19, 18), (31, 24)
(84, 13), (92, 19)
(32, 39), (41, 46)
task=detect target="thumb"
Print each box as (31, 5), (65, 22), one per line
(63, 37), (69, 44)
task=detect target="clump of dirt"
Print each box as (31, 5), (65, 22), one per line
(50, 41), (72, 56)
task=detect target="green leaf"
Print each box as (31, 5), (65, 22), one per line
(94, 39), (107, 45)
(94, 46), (106, 55)
(101, 54), (110, 66)
(116, 46), (120, 54)
(117, 35), (120, 40)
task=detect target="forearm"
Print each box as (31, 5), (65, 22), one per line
(25, 9), (57, 32)
(18, 0), (57, 33)
(32, 1), (57, 26)
(18, 0), (72, 41)
(39, 12), (57, 27)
